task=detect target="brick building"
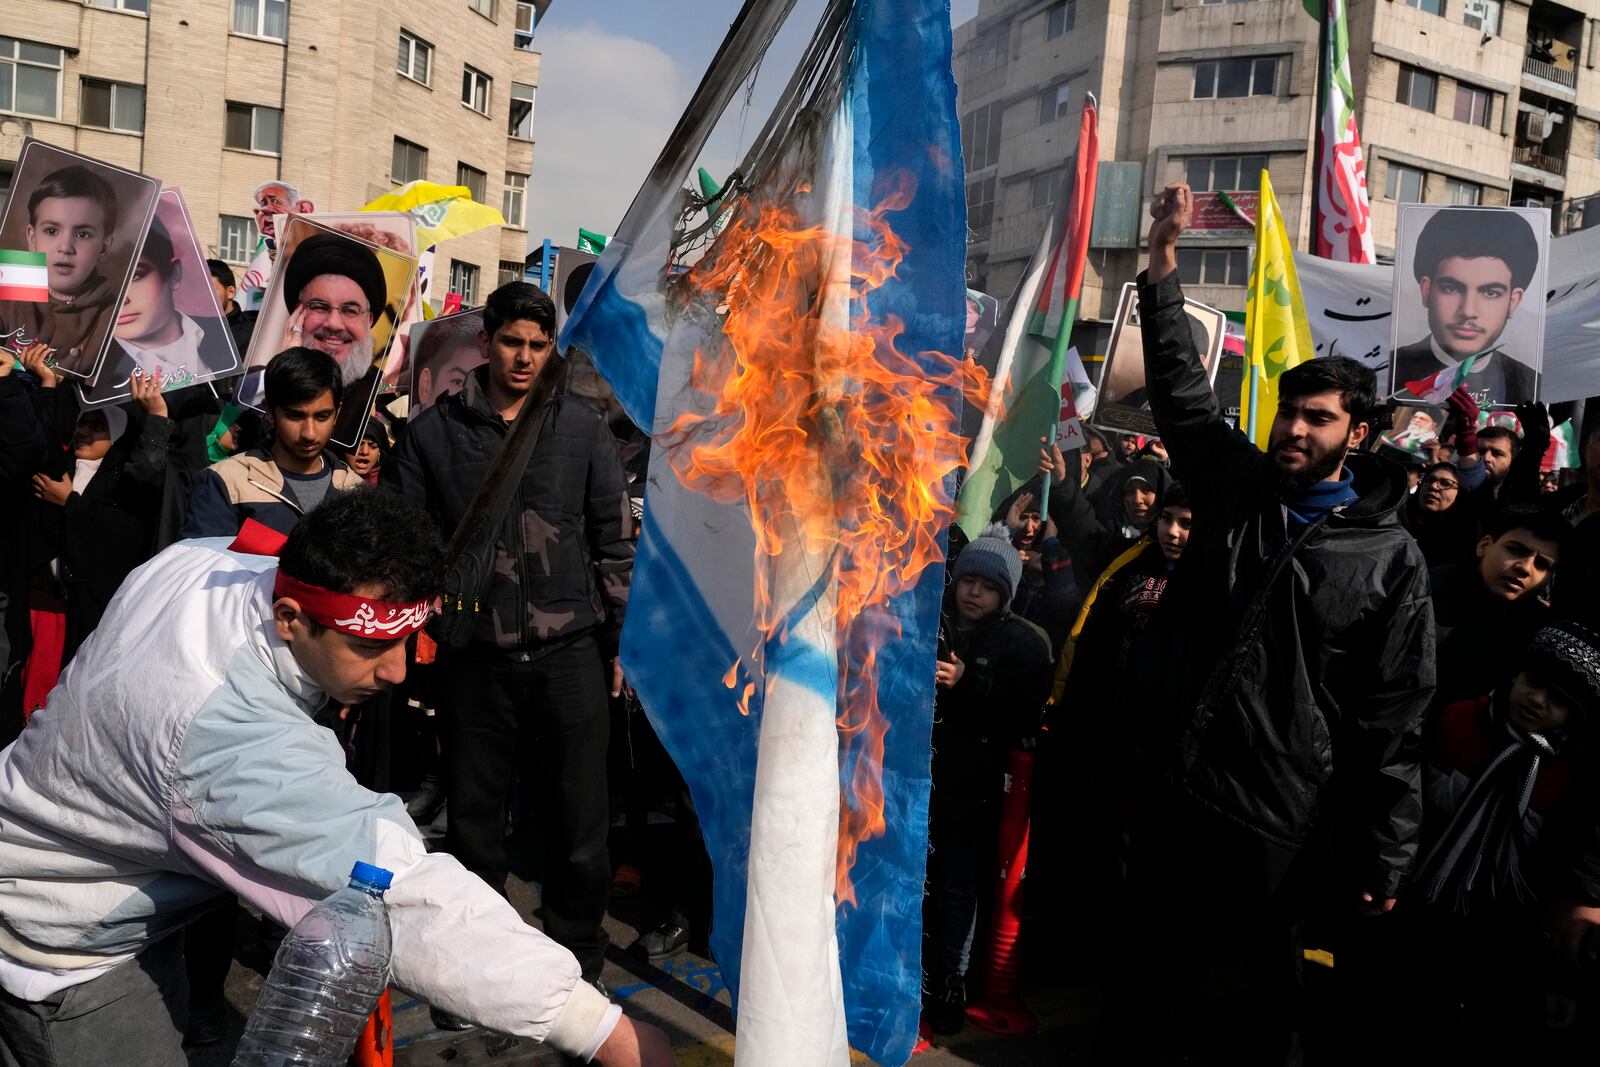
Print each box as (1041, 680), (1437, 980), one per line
(957, 0), (1600, 319)
(0, 0), (547, 306)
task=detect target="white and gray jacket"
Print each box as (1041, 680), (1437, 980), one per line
(0, 538), (616, 1057)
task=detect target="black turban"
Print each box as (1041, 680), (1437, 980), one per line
(283, 232), (387, 323)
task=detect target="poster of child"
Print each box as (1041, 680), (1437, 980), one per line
(0, 139), (161, 380)
(407, 309), (486, 411)
(78, 189), (242, 408)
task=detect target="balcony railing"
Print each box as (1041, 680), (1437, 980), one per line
(1524, 55), (1578, 88)
(1514, 142), (1568, 176)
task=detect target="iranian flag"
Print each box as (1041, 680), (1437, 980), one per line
(957, 100), (1099, 535)
(1310, 0), (1375, 264)
(0, 251), (48, 303)
(1545, 419), (1579, 471)
(1402, 353), (1482, 404)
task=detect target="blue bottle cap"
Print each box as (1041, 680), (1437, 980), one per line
(350, 861), (394, 891)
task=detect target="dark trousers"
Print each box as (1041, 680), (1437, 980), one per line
(439, 635), (612, 979)
(0, 933), (187, 1067)
(1096, 795), (1313, 1066)
(923, 816), (987, 982)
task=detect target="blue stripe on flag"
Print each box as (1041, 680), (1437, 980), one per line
(558, 245), (663, 429)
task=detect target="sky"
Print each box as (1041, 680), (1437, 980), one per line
(525, 0), (980, 255)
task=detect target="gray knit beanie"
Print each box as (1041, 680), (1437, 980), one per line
(950, 522), (1022, 603)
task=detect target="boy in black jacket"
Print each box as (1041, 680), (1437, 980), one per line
(924, 524), (1053, 1034)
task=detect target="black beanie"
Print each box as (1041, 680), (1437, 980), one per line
(283, 232), (387, 323)
(1523, 621), (1600, 722)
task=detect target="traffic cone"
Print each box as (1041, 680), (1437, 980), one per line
(353, 988), (394, 1067)
(964, 748), (1037, 1035)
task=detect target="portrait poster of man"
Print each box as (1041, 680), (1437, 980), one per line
(407, 308), (486, 411)
(1390, 204), (1550, 408)
(78, 189), (241, 408)
(0, 139), (161, 381)
(238, 216), (417, 449)
(1377, 402), (1447, 457)
(285, 211), (423, 390)
(1091, 281), (1226, 437)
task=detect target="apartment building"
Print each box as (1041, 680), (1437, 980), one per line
(0, 0), (548, 306)
(957, 0), (1600, 321)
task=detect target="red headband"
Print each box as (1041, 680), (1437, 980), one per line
(272, 573), (432, 640)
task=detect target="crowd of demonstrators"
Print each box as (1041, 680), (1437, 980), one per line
(916, 182), (1600, 1064)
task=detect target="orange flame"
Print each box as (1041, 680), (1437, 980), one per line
(663, 174), (990, 905)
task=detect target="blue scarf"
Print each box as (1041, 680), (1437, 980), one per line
(1286, 469), (1358, 528)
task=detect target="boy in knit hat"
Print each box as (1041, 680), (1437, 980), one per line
(923, 523), (1054, 1035)
(1340, 620), (1600, 1060)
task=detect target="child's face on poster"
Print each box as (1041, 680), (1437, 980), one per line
(1419, 255), (1525, 360)
(28, 196), (112, 294)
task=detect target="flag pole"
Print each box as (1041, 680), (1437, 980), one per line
(1038, 301), (1074, 505)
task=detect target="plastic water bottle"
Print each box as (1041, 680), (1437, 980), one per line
(232, 862), (394, 1066)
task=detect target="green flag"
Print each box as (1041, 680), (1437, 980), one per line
(576, 228), (609, 255)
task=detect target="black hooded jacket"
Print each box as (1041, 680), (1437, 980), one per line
(1138, 270), (1436, 899)
(383, 366), (633, 655)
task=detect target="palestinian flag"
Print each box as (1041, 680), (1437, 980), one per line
(0, 251), (47, 303)
(957, 100), (1099, 535)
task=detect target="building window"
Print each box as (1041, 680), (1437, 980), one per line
(392, 137), (428, 183)
(1402, 0), (1444, 15)
(1396, 65), (1438, 112)
(1203, 0), (1264, 5)
(80, 78), (144, 133)
(397, 30), (432, 85)
(1038, 84), (1071, 125)
(509, 82), (536, 139)
(86, 0), (150, 11)
(456, 162), (487, 203)
(967, 26), (1008, 78)
(0, 39), (64, 120)
(1193, 58), (1278, 99)
(502, 172), (527, 228)
(1445, 178), (1481, 204)
(516, 1), (538, 49)
(462, 65), (491, 115)
(224, 102), (282, 155)
(232, 0), (288, 41)
(468, 0), (495, 18)
(449, 259), (480, 306)
(1453, 84), (1491, 127)
(961, 101), (1003, 171)
(218, 215), (259, 264)
(1176, 248), (1248, 286)
(967, 176), (996, 236)
(1462, 0), (1501, 35)
(1185, 154), (1267, 192)
(498, 260), (524, 287)
(1385, 162), (1426, 202)
(1046, 1), (1075, 38)
(1030, 170), (1062, 209)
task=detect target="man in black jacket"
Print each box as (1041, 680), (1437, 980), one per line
(1102, 185), (1436, 1063)
(384, 283), (633, 1003)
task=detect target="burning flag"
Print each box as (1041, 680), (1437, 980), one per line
(559, 2), (974, 1063)
(956, 100), (1099, 535)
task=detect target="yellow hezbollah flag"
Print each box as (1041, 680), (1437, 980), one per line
(1240, 171), (1315, 449)
(361, 181), (504, 249)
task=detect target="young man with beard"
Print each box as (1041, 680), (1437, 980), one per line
(1094, 184), (1436, 1064)
(180, 347), (363, 538)
(384, 283), (633, 1023)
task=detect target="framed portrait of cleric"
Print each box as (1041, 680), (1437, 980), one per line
(237, 215), (418, 449)
(0, 139), (161, 381)
(407, 308), (486, 411)
(283, 211), (423, 390)
(1390, 204), (1550, 408)
(78, 189), (242, 408)
(1091, 281), (1226, 437)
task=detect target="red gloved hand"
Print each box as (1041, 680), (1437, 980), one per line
(1446, 387), (1479, 457)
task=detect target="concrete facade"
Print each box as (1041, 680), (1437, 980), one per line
(958, 0), (1600, 319)
(0, 0), (543, 306)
